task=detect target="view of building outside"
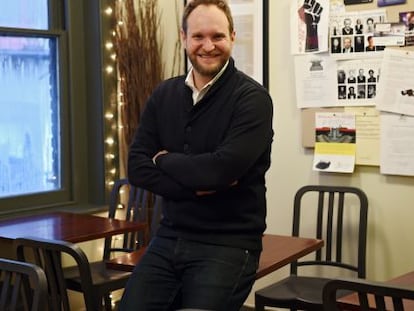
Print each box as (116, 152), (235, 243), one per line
(0, 0), (60, 197)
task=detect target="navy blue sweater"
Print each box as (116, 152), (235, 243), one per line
(128, 58), (273, 250)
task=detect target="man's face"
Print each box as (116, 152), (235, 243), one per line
(181, 4), (235, 85)
(368, 38), (374, 46)
(344, 38), (351, 48)
(344, 19), (351, 29)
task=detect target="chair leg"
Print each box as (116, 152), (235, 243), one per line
(254, 301), (265, 311)
(104, 293), (112, 311)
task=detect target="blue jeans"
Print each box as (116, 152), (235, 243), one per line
(119, 236), (260, 311)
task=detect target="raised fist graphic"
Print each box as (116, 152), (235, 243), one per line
(298, 0), (323, 52)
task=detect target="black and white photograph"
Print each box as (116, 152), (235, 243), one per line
(329, 10), (387, 57)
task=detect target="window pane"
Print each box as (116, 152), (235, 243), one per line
(0, 36), (60, 198)
(0, 0), (48, 30)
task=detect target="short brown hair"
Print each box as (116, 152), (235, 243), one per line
(182, 0), (234, 35)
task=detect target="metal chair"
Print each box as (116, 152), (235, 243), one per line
(0, 257), (47, 311)
(101, 178), (161, 308)
(68, 178), (158, 310)
(13, 179), (160, 310)
(103, 178), (159, 259)
(14, 237), (131, 311)
(255, 185), (369, 311)
(82, 178), (160, 309)
(322, 277), (414, 311)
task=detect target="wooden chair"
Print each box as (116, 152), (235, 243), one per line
(255, 185), (368, 311)
(322, 277), (414, 311)
(0, 257), (47, 311)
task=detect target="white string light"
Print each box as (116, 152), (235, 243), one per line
(105, 137), (115, 145)
(105, 112), (114, 119)
(106, 65), (114, 74)
(103, 1), (118, 189)
(105, 7), (113, 15)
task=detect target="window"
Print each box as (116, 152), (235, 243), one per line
(0, 0), (107, 214)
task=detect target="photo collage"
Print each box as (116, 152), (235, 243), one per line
(399, 11), (414, 46)
(329, 11), (386, 55)
(337, 60), (381, 102)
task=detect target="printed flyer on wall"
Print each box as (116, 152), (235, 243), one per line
(313, 112), (356, 173)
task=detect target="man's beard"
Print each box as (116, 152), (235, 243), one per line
(188, 54), (226, 78)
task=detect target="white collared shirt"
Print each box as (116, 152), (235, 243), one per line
(185, 60), (229, 105)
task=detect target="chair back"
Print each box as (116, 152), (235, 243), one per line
(322, 277), (414, 311)
(291, 185), (368, 278)
(0, 258), (47, 311)
(14, 237), (96, 311)
(104, 178), (161, 259)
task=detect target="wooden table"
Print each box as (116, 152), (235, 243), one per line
(0, 211), (147, 243)
(338, 271), (414, 310)
(105, 234), (324, 280)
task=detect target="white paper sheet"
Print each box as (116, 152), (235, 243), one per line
(294, 53), (337, 107)
(295, 56), (382, 108)
(380, 112), (414, 176)
(376, 49), (414, 116)
(291, 0), (330, 55)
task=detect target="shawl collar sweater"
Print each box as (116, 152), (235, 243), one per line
(128, 58), (273, 250)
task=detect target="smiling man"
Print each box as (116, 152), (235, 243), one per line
(182, 2), (233, 89)
(119, 0), (274, 310)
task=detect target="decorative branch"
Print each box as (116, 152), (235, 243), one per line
(115, 0), (164, 170)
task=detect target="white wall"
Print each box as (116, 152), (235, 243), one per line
(160, 0), (414, 307)
(266, 0), (414, 279)
(244, 0), (414, 307)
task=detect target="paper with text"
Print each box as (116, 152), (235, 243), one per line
(344, 107), (380, 166)
(380, 112), (414, 176)
(376, 49), (414, 116)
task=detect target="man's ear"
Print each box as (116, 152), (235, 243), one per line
(230, 31), (236, 44)
(180, 28), (187, 48)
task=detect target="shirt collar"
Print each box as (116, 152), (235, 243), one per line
(185, 60), (229, 105)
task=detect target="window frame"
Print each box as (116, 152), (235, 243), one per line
(0, 0), (107, 217)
